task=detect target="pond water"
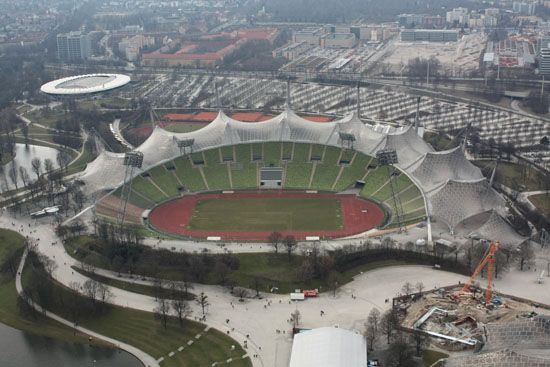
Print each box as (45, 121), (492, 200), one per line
(1, 144), (60, 192)
(0, 323), (142, 367)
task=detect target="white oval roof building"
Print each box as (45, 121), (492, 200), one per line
(40, 74), (130, 95)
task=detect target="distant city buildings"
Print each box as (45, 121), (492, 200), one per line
(118, 34), (155, 61)
(320, 33), (357, 48)
(486, 36), (536, 68)
(141, 28), (278, 68)
(537, 36), (550, 54)
(512, 2), (536, 15)
(56, 31), (91, 61)
(400, 29), (459, 42)
(446, 7), (469, 25)
(272, 42), (314, 60)
(397, 14), (444, 28)
(539, 48), (550, 75)
(292, 27), (325, 45)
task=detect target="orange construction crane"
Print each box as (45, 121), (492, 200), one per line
(455, 241), (500, 306)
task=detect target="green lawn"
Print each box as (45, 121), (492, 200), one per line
(529, 193), (550, 217)
(188, 197), (342, 231)
(73, 268), (194, 300)
(65, 140), (96, 176)
(148, 165), (181, 198)
(284, 143), (312, 188)
(172, 156), (207, 192)
(164, 123), (207, 133)
(473, 160), (548, 191)
(422, 349), (448, 366)
(0, 229), (106, 347)
(263, 142), (282, 166)
(423, 131), (456, 151)
(311, 147), (341, 190)
(202, 149), (231, 190)
(65, 234), (423, 294)
(231, 145), (257, 189)
(131, 175), (168, 203)
(23, 257), (251, 367)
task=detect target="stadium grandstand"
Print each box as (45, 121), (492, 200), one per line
(80, 108), (520, 242)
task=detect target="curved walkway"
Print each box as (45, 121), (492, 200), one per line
(15, 247), (159, 367)
(3, 209), (550, 367)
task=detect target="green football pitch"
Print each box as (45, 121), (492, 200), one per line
(187, 197), (343, 231)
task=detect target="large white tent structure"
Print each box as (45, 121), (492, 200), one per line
(78, 107), (520, 241)
(289, 327), (367, 367)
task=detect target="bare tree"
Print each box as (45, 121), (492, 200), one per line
(517, 241), (535, 271)
(196, 292), (209, 318)
(56, 149), (72, 172)
(154, 298), (170, 329)
(43, 158), (54, 176)
(385, 339), (416, 367)
(381, 309), (399, 344)
(284, 235), (297, 262)
(365, 308), (381, 351)
(18, 166), (29, 188)
(233, 287), (250, 301)
(82, 279), (99, 304)
(268, 231), (283, 254)
(8, 161), (18, 190)
(327, 271), (340, 298)
(214, 260), (230, 285)
(415, 281), (425, 295)
(411, 332), (428, 357)
(152, 278), (164, 300)
(171, 297), (191, 327)
(31, 157), (41, 180)
(401, 282), (414, 297)
(97, 282), (113, 306)
(36, 253), (58, 278)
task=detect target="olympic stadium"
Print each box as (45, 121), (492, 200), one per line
(76, 106), (524, 246)
(40, 73), (131, 96)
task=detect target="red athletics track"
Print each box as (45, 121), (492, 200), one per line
(148, 191), (385, 241)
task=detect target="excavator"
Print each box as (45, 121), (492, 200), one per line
(453, 241), (500, 306)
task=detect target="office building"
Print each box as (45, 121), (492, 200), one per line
(401, 29), (459, 42)
(512, 2), (536, 15)
(539, 48), (550, 75)
(446, 7), (469, 25)
(56, 31), (91, 61)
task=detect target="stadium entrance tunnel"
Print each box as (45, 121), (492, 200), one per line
(147, 191), (385, 241)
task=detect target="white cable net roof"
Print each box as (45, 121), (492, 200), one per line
(78, 108), (514, 238)
(468, 210), (527, 248)
(78, 149), (128, 193)
(408, 146), (484, 192)
(78, 109), (400, 193)
(377, 125), (433, 169)
(429, 179), (506, 231)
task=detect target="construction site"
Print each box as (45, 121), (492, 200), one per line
(396, 242), (550, 366)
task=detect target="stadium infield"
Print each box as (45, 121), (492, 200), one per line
(148, 191), (385, 241)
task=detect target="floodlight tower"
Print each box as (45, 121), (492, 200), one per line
(285, 78), (292, 109)
(118, 151), (144, 226)
(339, 132), (356, 150)
(376, 149), (405, 232)
(356, 82), (361, 117)
(174, 137), (195, 155)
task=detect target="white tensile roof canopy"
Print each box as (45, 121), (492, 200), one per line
(289, 327), (367, 367)
(78, 108), (518, 238)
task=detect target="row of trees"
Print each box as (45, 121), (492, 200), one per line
(20, 247), (112, 323)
